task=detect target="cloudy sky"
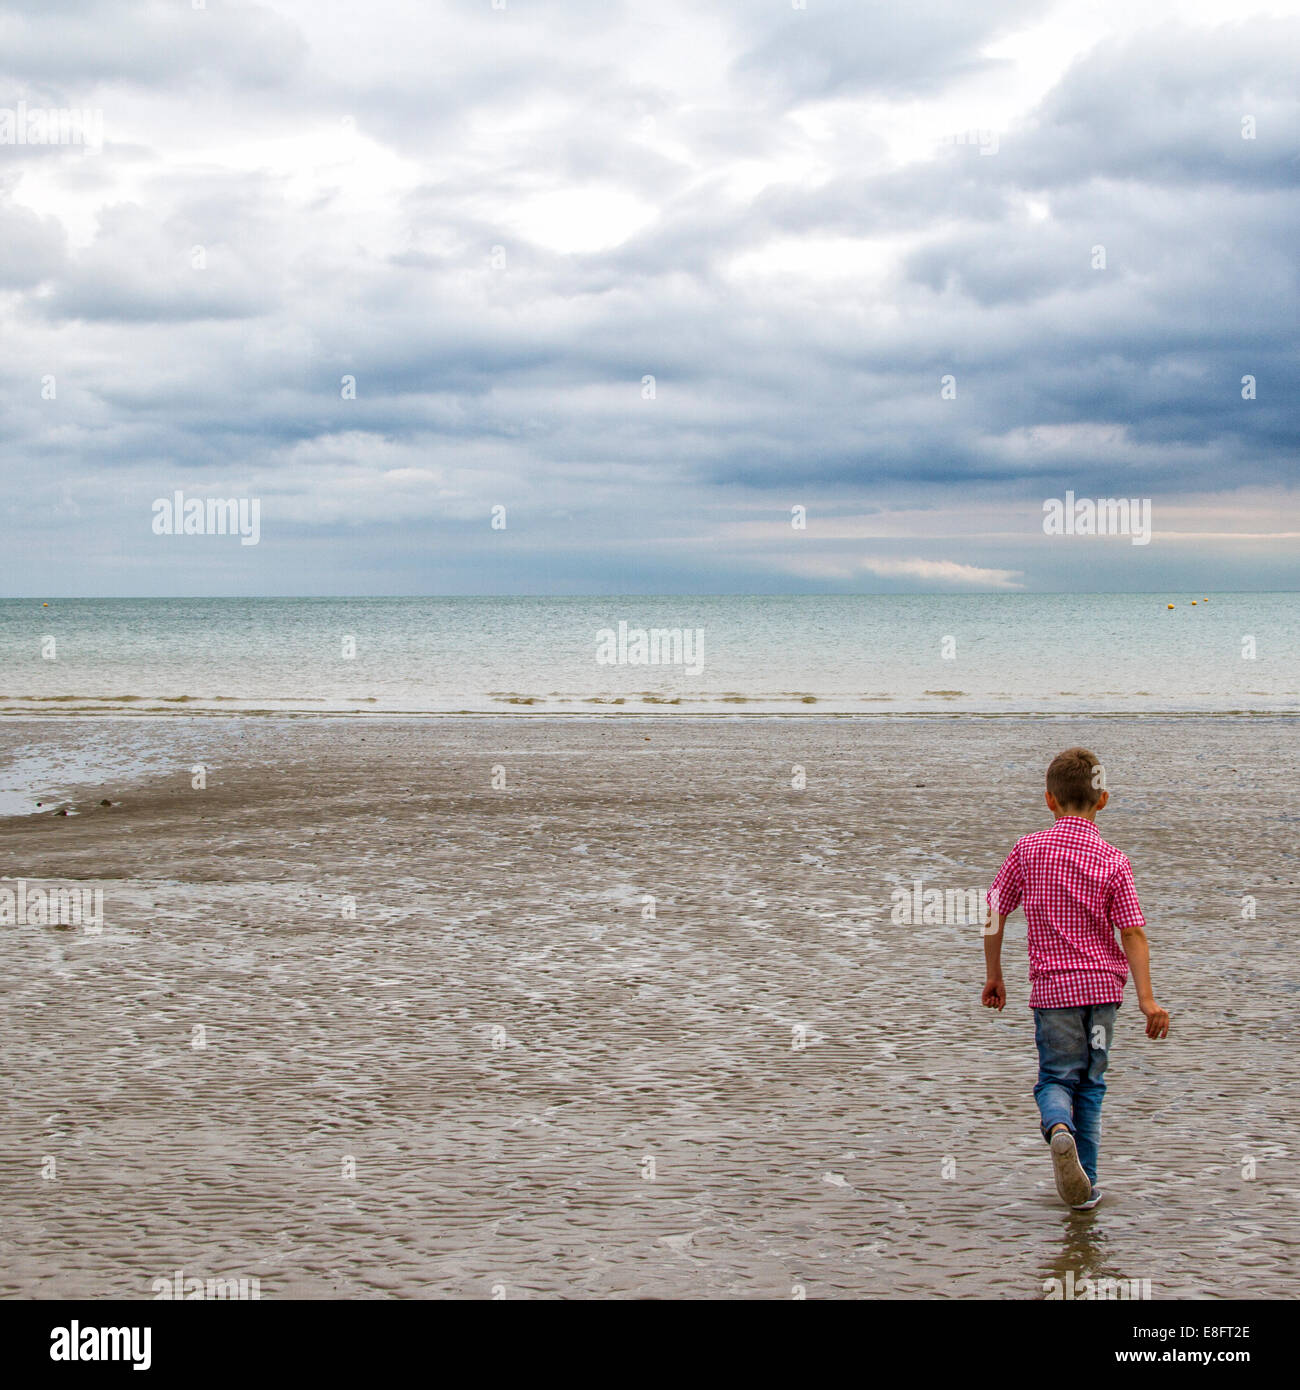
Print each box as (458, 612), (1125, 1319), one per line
(1, 0), (1297, 595)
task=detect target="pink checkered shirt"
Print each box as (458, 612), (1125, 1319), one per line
(987, 816), (1144, 1009)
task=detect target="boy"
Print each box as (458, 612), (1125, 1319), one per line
(981, 747), (1169, 1210)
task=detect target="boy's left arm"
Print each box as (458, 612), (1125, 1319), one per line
(1110, 856), (1170, 1039)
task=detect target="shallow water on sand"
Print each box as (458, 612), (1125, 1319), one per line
(1, 717), (1297, 1298)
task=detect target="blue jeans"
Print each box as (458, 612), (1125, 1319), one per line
(1033, 1003), (1116, 1186)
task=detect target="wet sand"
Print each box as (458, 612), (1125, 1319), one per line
(1, 715), (1297, 1299)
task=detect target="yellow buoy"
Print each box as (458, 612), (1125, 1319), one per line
(1167, 603), (1174, 609)
(1191, 601), (1197, 605)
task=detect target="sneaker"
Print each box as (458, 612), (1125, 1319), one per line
(1072, 1186), (1103, 1211)
(1049, 1128), (1093, 1207)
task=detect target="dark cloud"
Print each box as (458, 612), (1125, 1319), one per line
(731, 0), (1050, 103)
(0, 190), (66, 285)
(1003, 20), (1300, 191)
(0, 0), (307, 92)
(0, 0), (1296, 594)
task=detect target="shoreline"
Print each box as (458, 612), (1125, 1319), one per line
(4, 709), (1297, 818)
(3, 705), (1298, 719)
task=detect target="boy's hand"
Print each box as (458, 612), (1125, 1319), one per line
(1139, 998), (1170, 1039)
(982, 978), (1006, 1011)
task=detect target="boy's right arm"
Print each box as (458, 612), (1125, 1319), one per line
(982, 843), (1022, 1012)
(1121, 925), (1170, 1038)
(982, 910), (1008, 1011)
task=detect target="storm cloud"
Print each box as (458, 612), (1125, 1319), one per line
(1, 0), (1296, 595)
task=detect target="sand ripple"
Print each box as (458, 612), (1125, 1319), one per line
(1, 716), (1297, 1298)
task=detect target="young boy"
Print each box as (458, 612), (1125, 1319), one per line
(981, 747), (1170, 1210)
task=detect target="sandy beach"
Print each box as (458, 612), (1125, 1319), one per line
(1, 714), (1297, 1299)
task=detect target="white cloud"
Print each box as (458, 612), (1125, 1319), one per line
(783, 555), (1026, 589)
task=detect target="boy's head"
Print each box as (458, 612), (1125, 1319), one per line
(1045, 746), (1108, 819)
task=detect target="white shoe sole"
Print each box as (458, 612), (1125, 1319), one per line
(1050, 1129), (1093, 1207)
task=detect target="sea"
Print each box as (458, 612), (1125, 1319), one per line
(1, 594), (1295, 719)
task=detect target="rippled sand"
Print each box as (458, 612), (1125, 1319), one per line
(1, 716), (1297, 1299)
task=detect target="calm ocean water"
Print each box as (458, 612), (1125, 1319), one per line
(0, 594), (1296, 717)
